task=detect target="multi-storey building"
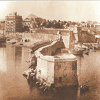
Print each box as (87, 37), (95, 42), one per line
(23, 18), (35, 32)
(23, 14), (37, 32)
(5, 12), (22, 33)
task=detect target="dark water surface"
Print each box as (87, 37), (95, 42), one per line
(0, 45), (100, 100)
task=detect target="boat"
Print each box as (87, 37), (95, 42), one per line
(80, 84), (89, 94)
(0, 37), (6, 43)
(69, 44), (84, 55)
(70, 49), (84, 55)
(84, 51), (89, 55)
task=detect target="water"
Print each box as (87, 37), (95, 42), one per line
(0, 45), (100, 100)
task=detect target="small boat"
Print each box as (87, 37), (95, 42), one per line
(80, 84), (89, 94)
(0, 37), (6, 43)
(84, 51), (89, 55)
(12, 42), (16, 44)
(20, 43), (23, 45)
(70, 49), (84, 55)
(70, 44), (84, 55)
(90, 49), (96, 52)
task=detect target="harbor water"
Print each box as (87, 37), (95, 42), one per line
(0, 45), (100, 100)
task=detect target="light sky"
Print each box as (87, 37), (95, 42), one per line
(0, 1), (100, 22)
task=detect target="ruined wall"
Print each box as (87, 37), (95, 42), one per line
(40, 40), (65, 56)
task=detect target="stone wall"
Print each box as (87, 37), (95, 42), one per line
(31, 33), (58, 42)
(34, 28), (69, 35)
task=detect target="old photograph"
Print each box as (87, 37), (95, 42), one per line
(0, 1), (100, 100)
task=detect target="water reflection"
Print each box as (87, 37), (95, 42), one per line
(0, 45), (30, 100)
(0, 46), (7, 72)
(53, 87), (78, 100)
(15, 47), (22, 67)
(77, 51), (100, 100)
(27, 78), (36, 92)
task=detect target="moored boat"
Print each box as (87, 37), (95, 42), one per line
(70, 49), (84, 55)
(0, 37), (6, 43)
(80, 84), (89, 94)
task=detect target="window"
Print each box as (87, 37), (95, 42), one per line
(59, 77), (62, 83)
(72, 62), (77, 70)
(39, 69), (41, 74)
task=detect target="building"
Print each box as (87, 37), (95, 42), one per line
(23, 14), (37, 32)
(0, 20), (5, 34)
(73, 25), (96, 43)
(35, 39), (78, 87)
(94, 24), (100, 34)
(23, 14), (46, 32)
(78, 30), (96, 43)
(23, 18), (36, 32)
(5, 12), (22, 33)
(0, 20), (5, 30)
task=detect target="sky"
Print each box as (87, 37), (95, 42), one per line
(0, 1), (100, 22)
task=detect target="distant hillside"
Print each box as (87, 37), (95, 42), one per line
(25, 14), (37, 20)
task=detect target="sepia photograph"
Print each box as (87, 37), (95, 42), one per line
(0, 1), (100, 100)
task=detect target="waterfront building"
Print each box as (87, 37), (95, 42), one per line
(78, 30), (96, 43)
(94, 24), (100, 34)
(5, 12), (22, 33)
(73, 25), (96, 43)
(23, 14), (37, 32)
(0, 20), (5, 30)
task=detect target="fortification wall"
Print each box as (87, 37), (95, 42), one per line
(35, 40), (78, 87)
(35, 40), (65, 85)
(31, 33), (58, 42)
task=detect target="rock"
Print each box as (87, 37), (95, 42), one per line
(22, 68), (33, 76)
